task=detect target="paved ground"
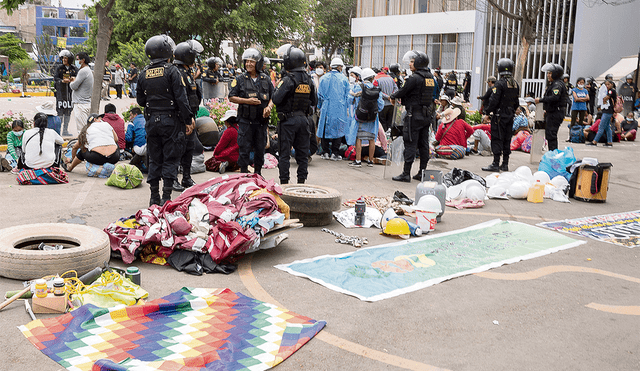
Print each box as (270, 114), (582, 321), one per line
(1, 95), (639, 371)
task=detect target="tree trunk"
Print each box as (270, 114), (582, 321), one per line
(90, 0), (116, 115)
(514, 35), (530, 86)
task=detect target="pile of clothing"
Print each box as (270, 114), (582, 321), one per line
(105, 174), (290, 271)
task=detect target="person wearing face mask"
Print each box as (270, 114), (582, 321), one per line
(567, 77), (589, 141)
(621, 112), (637, 141)
(3, 120), (25, 173)
(69, 52), (93, 134)
(312, 61), (326, 88)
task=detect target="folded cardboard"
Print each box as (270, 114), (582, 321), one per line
(32, 293), (67, 314)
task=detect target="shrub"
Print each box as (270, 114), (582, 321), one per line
(204, 98), (238, 128)
(0, 111), (31, 145)
(122, 103), (143, 122)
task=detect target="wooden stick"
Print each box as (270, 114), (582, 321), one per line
(0, 286), (31, 311)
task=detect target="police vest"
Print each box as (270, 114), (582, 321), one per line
(177, 65), (199, 112)
(497, 77), (520, 115)
(141, 62), (176, 112)
(543, 80), (567, 112)
(237, 73), (271, 122)
(415, 70), (435, 108)
(279, 72), (312, 114)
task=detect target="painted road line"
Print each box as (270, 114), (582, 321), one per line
(71, 178), (96, 209)
(238, 256), (451, 371)
(475, 265), (640, 315)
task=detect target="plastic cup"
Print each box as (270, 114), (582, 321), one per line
(416, 210), (437, 231)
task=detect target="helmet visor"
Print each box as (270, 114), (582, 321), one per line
(242, 48), (261, 62)
(402, 50), (418, 69)
(541, 63), (554, 73)
(164, 35), (176, 52)
(188, 40), (204, 54)
(276, 44), (293, 58)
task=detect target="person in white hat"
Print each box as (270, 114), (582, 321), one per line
(317, 57), (349, 160)
(36, 101), (62, 135)
(206, 109), (239, 174)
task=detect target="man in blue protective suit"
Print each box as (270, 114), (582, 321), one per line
(317, 57), (350, 161)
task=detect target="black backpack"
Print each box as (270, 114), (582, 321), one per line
(355, 83), (380, 122)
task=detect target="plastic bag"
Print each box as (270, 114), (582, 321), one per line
(538, 147), (576, 181)
(443, 168), (487, 187)
(106, 163), (143, 189)
(73, 271), (148, 308)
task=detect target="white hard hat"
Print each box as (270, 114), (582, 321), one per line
(330, 57), (344, 68)
(416, 195), (442, 213)
(485, 173), (500, 188)
(360, 67), (375, 81)
(550, 175), (569, 189)
(508, 181), (530, 199)
(514, 166), (534, 184)
(380, 208), (398, 229)
(350, 66), (362, 76)
(487, 185), (508, 199)
(533, 171), (551, 184)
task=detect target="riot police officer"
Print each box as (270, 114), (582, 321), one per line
(228, 48), (274, 176)
(389, 50), (436, 182)
(136, 34), (194, 206)
(172, 39), (203, 192)
(443, 71), (458, 99)
(272, 44), (316, 184)
(202, 57), (225, 102)
(482, 58), (520, 172)
(389, 63), (404, 89)
(535, 63), (567, 152)
(54, 50), (77, 136)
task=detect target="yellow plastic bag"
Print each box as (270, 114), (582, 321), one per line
(72, 271), (148, 308)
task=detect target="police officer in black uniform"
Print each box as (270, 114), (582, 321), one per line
(482, 58), (520, 172)
(389, 63), (404, 89)
(390, 50), (436, 182)
(172, 39), (203, 192)
(443, 71), (458, 99)
(535, 63), (567, 152)
(272, 44), (317, 184)
(228, 48), (274, 176)
(54, 50), (77, 136)
(136, 35), (194, 206)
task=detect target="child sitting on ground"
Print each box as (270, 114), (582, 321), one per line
(5, 120), (25, 173)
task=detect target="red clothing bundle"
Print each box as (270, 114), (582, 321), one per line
(435, 118), (474, 148)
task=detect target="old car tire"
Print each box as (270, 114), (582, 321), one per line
(0, 223), (110, 281)
(280, 184), (341, 227)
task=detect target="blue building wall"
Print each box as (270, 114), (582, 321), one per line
(35, 6), (89, 46)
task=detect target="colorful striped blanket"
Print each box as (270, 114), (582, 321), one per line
(16, 166), (69, 185)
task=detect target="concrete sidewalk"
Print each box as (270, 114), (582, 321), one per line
(0, 97), (639, 370)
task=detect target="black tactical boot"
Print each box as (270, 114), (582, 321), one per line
(161, 184), (173, 206)
(392, 162), (412, 183)
(413, 168), (427, 181)
(500, 155), (509, 172)
(297, 178), (305, 184)
(181, 176), (196, 189)
(172, 180), (185, 192)
(149, 183), (161, 207)
(482, 155), (501, 172)
(280, 179), (289, 185)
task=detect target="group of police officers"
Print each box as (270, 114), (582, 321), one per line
(136, 33), (571, 205)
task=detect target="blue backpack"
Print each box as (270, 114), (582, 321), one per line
(569, 125), (585, 143)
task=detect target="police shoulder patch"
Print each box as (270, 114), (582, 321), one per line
(295, 84), (311, 93)
(425, 79), (434, 87)
(277, 80), (283, 88)
(231, 79), (237, 88)
(146, 67), (164, 79)
(492, 87), (497, 93)
(553, 89), (559, 95)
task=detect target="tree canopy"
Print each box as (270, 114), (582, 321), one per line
(312, 0), (356, 62)
(0, 34), (29, 63)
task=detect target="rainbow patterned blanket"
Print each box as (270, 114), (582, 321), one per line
(19, 288), (325, 371)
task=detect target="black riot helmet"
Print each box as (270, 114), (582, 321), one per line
(58, 50), (73, 62)
(277, 43), (306, 72)
(242, 48), (264, 72)
(541, 63), (563, 80)
(402, 50), (429, 70)
(389, 63), (401, 75)
(497, 58), (514, 76)
(206, 57), (223, 70)
(605, 73), (613, 81)
(173, 40), (203, 66)
(145, 34), (176, 62)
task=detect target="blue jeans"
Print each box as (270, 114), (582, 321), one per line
(130, 82), (137, 98)
(594, 112), (613, 144)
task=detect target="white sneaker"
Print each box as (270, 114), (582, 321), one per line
(321, 153), (331, 160)
(349, 161), (362, 167)
(330, 154), (342, 161)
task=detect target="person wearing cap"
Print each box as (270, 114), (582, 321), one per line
(619, 74), (637, 116)
(317, 57), (350, 161)
(477, 76), (496, 114)
(205, 110), (239, 173)
(35, 101), (62, 135)
(433, 107), (473, 159)
(69, 52), (93, 134)
(113, 64), (125, 99)
(64, 114), (120, 172)
(54, 50), (77, 136)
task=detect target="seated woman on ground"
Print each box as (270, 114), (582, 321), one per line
(4, 119), (25, 173)
(64, 113), (120, 172)
(205, 110), (239, 174)
(469, 114), (492, 155)
(621, 112), (638, 141)
(434, 107), (474, 159)
(22, 113), (65, 170)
